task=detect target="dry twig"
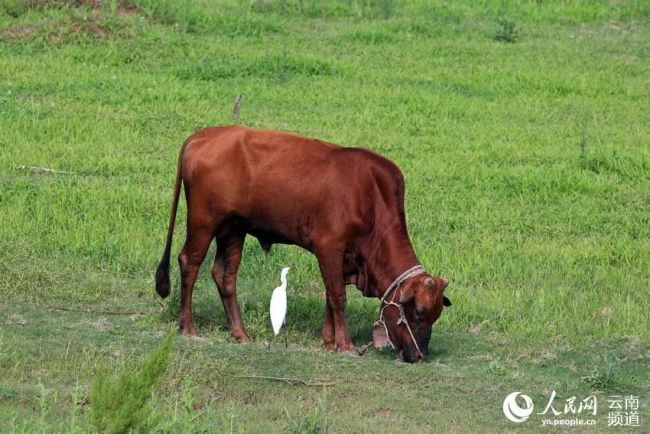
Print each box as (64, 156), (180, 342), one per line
(16, 165), (74, 175)
(231, 93), (243, 122)
(46, 306), (149, 316)
(357, 341), (374, 356)
(234, 375), (337, 387)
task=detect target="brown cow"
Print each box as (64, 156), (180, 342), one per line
(155, 126), (451, 363)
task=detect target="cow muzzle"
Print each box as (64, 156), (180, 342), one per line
(399, 346), (426, 363)
(376, 300), (425, 362)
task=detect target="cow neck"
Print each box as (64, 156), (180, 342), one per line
(359, 235), (420, 299)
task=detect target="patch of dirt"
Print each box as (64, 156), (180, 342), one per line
(534, 350), (558, 365)
(1, 16), (109, 42)
(1, 0), (141, 41)
(76, 0), (101, 7)
(77, 0), (140, 15)
(88, 318), (112, 331)
(243, 392), (261, 405)
(600, 306), (614, 318)
(0, 25), (37, 39)
(468, 323), (482, 335)
(22, 0), (72, 8)
(5, 314), (28, 326)
(182, 334), (210, 343)
(378, 407), (396, 417)
(74, 17), (107, 38)
(468, 320), (489, 335)
(117, 4), (138, 15)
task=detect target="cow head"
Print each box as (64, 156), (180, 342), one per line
(375, 275), (451, 363)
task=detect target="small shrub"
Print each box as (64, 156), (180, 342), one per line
(494, 15), (520, 43)
(175, 55), (336, 83)
(285, 401), (328, 434)
(247, 0), (395, 19)
(174, 59), (239, 81)
(250, 54), (335, 78)
(487, 361), (507, 376)
(580, 148), (649, 180)
(343, 29), (395, 45)
(372, 0), (394, 20)
(249, 0), (275, 14)
(127, 0), (282, 36)
(581, 364), (619, 391)
(89, 333), (174, 434)
(0, 0), (28, 17)
(0, 1), (73, 18)
(127, 0), (201, 33)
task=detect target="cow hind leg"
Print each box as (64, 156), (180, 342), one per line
(177, 222), (214, 337)
(211, 227), (250, 343)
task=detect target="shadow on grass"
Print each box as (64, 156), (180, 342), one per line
(160, 284), (458, 365)
(161, 284), (379, 343)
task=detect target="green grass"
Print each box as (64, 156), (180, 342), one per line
(1, 0), (649, 432)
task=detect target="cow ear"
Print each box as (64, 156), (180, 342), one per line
(399, 286), (415, 304)
(443, 296), (452, 307)
(424, 277), (434, 289)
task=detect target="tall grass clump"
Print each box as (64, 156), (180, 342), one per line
(126, 0), (202, 32)
(285, 398), (328, 434)
(494, 14), (520, 43)
(0, 0), (72, 17)
(249, 0), (395, 19)
(89, 333), (174, 434)
(371, 0), (394, 19)
(127, 0), (282, 36)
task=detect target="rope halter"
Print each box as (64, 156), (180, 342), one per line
(375, 264), (427, 359)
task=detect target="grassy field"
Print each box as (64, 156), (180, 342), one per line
(1, 0), (649, 432)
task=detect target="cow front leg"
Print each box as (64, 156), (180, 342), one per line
(316, 251), (355, 353)
(322, 302), (335, 351)
(211, 229), (250, 343)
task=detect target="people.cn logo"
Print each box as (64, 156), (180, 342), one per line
(503, 392), (534, 423)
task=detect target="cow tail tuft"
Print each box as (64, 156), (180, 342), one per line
(155, 253), (171, 298)
(155, 144), (185, 298)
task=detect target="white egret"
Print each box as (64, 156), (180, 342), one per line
(268, 267), (290, 348)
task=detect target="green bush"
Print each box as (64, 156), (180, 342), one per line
(90, 333), (174, 434)
(494, 14), (520, 43)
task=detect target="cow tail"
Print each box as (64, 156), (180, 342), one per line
(155, 144), (185, 298)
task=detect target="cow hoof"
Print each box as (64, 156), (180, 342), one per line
(336, 343), (356, 353)
(323, 342), (336, 351)
(233, 333), (251, 343)
(179, 327), (197, 337)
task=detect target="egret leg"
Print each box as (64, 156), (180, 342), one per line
(283, 319), (288, 348)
